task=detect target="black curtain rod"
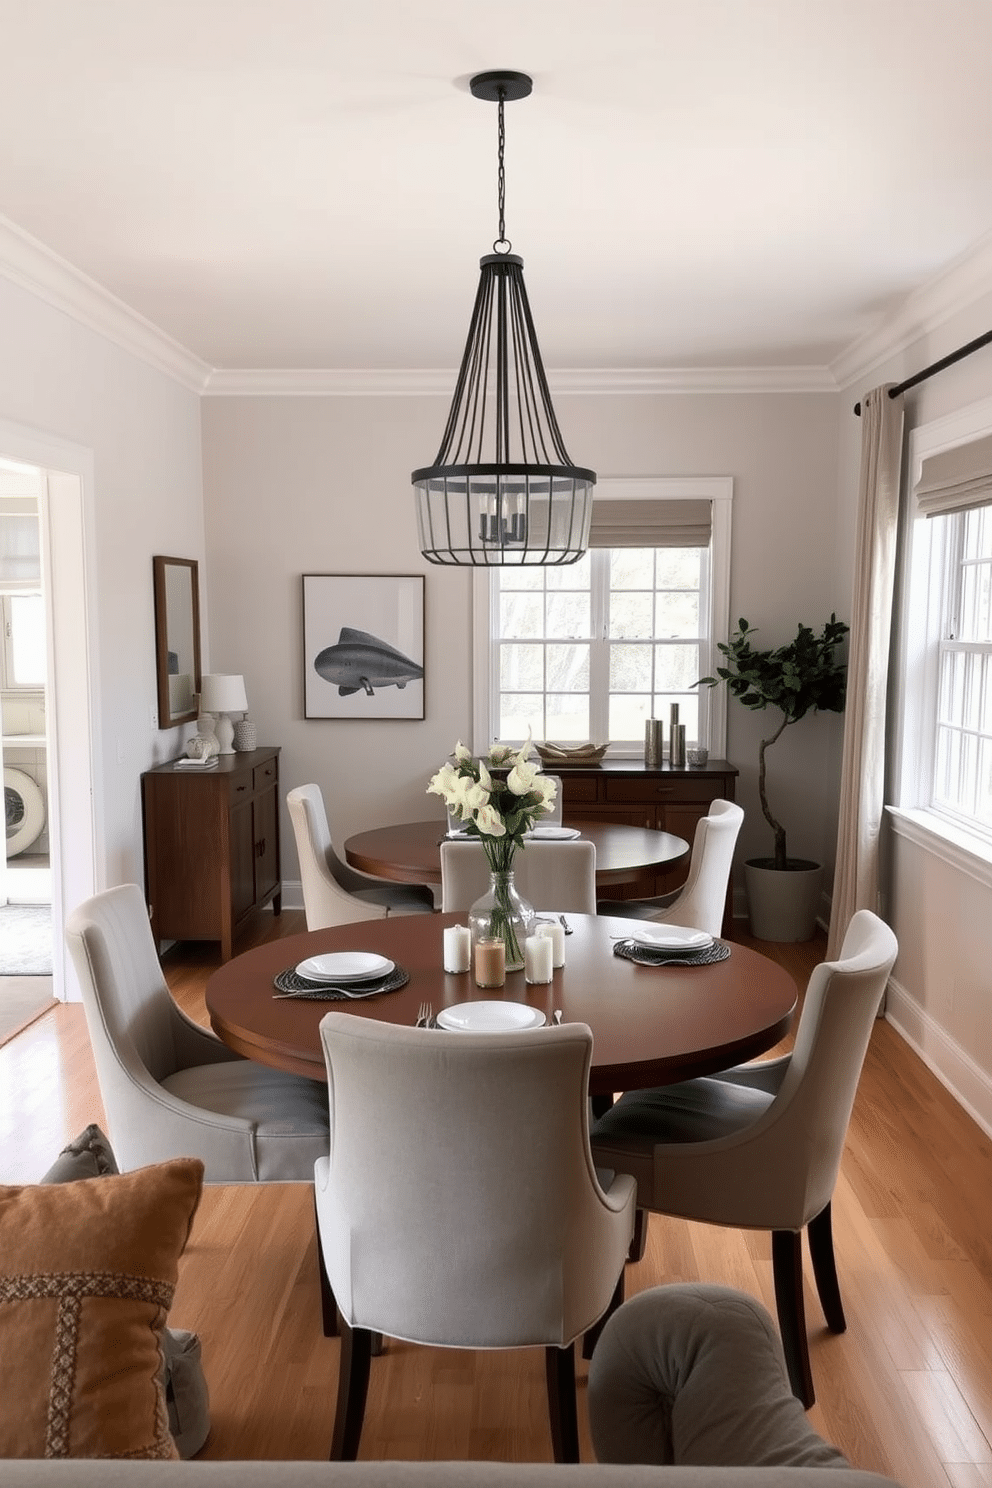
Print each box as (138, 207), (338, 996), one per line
(853, 327), (992, 415)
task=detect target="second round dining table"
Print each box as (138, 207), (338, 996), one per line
(205, 912), (797, 1100)
(343, 818), (690, 895)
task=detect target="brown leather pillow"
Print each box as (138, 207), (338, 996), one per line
(0, 1157), (203, 1459)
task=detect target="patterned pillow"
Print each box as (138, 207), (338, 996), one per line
(0, 1157), (203, 1459)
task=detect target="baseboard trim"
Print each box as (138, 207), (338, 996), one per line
(885, 975), (992, 1141)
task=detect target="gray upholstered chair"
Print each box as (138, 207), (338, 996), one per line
(64, 884), (329, 1183)
(590, 909), (898, 1407)
(597, 798), (742, 931)
(440, 837), (597, 915)
(313, 1014), (636, 1462)
(287, 783), (435, 928)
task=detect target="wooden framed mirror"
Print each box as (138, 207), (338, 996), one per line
(153, 555), (202, 728)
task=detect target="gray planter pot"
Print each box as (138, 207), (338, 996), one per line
(744, 858), (823, 943)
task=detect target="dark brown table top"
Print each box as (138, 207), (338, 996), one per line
(343, 819), (689, 889)
(206, 913), (797, 1098)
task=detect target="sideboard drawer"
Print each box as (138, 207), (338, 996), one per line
(254, 759), (278, 792)
(605, 776), (722, 805)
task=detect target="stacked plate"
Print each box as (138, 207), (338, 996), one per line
(524, 825), (581, 841)
(295, 952), (395, 984)
(623, 926), (714, 956)
(436, 1001), (546, 1032)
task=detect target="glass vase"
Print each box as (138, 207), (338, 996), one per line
(468, 870), (535, 973)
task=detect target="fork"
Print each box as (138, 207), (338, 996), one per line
(416, 1002), (433, 1027)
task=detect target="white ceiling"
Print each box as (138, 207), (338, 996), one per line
(2, 0), (992, 378)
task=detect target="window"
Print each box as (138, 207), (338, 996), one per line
(473, 478), (732, 757)
(1, 592), (46, 688)
(897, 403), (992, 860)
(933, 505), (992, 829)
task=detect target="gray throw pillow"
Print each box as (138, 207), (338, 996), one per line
(40, 1126), (211, 1458)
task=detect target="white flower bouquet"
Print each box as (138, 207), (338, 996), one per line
(427, 739), (557, 966)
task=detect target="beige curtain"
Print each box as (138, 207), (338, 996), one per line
(826, 385), (904, 960)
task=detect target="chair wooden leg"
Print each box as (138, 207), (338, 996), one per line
(544, 1343), (580, 1463)
(628, 1206), (648, 1263)
(582, 1270), (625, 1360)
(313, 1196), (339, 1338)
(771, 1229), (815, 1409)
(808, 1202), (846, 1333)
(330, 1320), (373, 1460)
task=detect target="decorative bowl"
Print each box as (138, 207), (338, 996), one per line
(535, 742), (608, 767)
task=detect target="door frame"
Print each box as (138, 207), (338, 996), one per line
(0, 417), (99, 1002)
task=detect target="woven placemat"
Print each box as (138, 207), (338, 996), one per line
(613, 939), (731, 969)
(273, 964), (410, 1000)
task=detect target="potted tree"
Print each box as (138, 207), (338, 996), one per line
(699, 614), (849, 941)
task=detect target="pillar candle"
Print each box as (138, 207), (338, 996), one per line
(443, 924), (472, 973)
(474, 938), (506, 988)
(535, 920), (566, 968)
(524, 934), (554, 985)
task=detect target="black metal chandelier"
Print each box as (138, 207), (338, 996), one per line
(412, 71), (596, 566)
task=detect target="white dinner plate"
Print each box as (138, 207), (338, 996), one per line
(524, 826), (581, 841)
(295, 952), (394, 983)
(627, 926), (713, 953)
(436, 1001), (547, 1032)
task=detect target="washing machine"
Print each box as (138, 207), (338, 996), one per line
(4, 766), (46, 857)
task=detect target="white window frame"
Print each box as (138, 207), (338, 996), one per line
(472, 476), (733, 758)
(892, 393), (992, 884)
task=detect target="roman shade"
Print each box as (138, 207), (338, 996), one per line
(914, 433), (992, 517)
(588, 499), (711, 548)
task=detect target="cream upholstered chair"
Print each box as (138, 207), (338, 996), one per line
(440, 837), (597, 915)
(287, 783), (435, 928)
(590, 909), (898, 1408)
(314, 1014), (636, 1462)
(597, 798), (743, 933)
(65, 884), (329, 1183)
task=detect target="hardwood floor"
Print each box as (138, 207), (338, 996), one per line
(1, 909), (990, 1483)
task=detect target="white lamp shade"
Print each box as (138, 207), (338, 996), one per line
(200, 673), (248, 714)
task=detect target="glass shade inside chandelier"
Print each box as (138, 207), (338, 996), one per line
(413, 253), (596, 566)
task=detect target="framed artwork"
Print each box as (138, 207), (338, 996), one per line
(303, 574), (425, 720)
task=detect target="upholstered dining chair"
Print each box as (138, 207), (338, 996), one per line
(590, 909), (898, 1408)
(65, 884), (330, 1183)
(313, 1013), (637, 1462)
(287, 783), (435, 928)
(440, 837), (597, 915)
(597, 798), (743, 934)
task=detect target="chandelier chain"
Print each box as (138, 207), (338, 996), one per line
(495, 88), (509, 252)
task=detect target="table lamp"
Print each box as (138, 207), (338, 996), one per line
(199, 674), (248, 755)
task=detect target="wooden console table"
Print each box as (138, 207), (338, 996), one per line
(553, 759), (738, 902)
(141, 746), (281, 961)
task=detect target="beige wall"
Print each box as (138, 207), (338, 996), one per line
(0, 272), (205, 897)
(200, 387), (843, 890)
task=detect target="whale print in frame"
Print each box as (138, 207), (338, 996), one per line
(303, 574), (425, 720)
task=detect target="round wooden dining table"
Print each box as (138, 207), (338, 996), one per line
(343, 819), (689, 893)
(205, 913), (797, 1100)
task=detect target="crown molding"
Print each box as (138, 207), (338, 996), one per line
(831, 229), (992, 391)
(202, 364), (838, 397)
(0, 214), (212, 393)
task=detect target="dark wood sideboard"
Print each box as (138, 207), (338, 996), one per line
(142, 747), (281, 961)
(555, 759), (738, 903)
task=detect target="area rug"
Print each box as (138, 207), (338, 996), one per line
(0, 903), (53, 975)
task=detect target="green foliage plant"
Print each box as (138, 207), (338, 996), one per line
(698, 615), (849, 871)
